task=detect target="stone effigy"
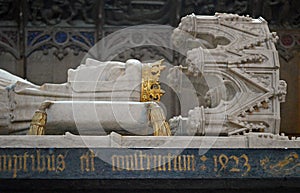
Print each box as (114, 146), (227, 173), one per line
(0, 59), (169, 135)
(0, 14), (300, 190)
(0, 13), (288, 137)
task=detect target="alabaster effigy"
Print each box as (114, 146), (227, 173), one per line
(2, 13), (288, 137)
(0, 58), (169, 135)
(0, 14), (300, 188)
(0, 12), (294, 139)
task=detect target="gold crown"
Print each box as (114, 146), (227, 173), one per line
(141, 59), (166, 102)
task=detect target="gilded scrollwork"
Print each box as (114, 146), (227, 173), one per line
(141, 59), (165, 102)
(260, 152), (300, 176)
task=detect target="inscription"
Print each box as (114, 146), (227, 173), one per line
(0, 150), (65, 178)
(0, 148), (299, 179)
(213, 154), (251, 176)
(111, 151), (195, 172)
(80, 150), (95, 172)
(110, 151), (251, 176)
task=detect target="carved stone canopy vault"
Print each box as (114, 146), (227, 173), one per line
(169, 13), (287, 136)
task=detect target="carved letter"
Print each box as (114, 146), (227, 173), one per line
(12, 155), (22, 178)
(47, 155), (56, 172)
(56, 154), (65, 172)
(36, 150), (46, 172)
(23, 153), (29, 172)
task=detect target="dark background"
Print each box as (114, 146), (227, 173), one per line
(0, 0), (299, 135)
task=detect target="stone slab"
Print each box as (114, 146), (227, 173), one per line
(1, 132), (300, 148)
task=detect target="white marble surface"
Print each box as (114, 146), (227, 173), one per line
(45, 101), (153, 135)
(0, 132), (299, 148)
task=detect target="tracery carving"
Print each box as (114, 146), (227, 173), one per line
(104, 0), (173, 25)
(169, 13), (286, 136)
(27, 0), (97, 26)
